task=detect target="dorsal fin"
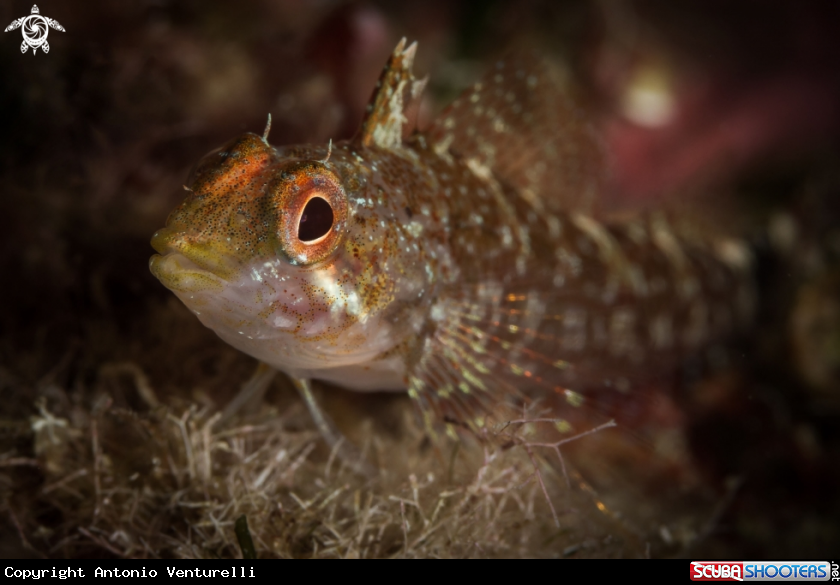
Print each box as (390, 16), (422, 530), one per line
(426, 52), (606, 215)
(357, 39), (427, 150)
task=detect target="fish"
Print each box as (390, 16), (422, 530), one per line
(150, 39), (754, 448)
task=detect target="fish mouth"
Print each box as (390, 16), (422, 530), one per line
(150, 227), (237, 292)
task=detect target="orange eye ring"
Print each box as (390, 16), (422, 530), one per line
(272, 162), (348, 266)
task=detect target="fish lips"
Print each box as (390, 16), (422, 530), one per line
(149, 227), (237, 292)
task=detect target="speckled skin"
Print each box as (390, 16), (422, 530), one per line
(151, 42), (753, 429)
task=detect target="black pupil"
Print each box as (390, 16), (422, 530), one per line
(298, 197), (334, 242)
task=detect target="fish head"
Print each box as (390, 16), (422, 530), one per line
(150, 133), (428, 388)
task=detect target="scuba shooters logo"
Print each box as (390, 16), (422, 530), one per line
(4, 5), (65, 54)
(691, 561), (836, 582)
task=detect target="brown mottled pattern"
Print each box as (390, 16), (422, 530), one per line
(400, 131), (753, 428)
(150, 41), (754, 429)
(426, 52), (605, 216)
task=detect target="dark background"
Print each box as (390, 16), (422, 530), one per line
(1, 0), (839, 558)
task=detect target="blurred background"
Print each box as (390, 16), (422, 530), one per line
(1, 0), (839, 558)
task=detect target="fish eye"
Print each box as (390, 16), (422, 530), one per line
(297, 197), (334, 243)
(271, 162), (348, 265)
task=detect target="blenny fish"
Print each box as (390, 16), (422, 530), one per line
(150, 40), (753, 444)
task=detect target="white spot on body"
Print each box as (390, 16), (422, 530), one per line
(649, 313), (673, 349)
(500, 225), (513, 249)
(430, 304), (446, 322)
(609, 308), (636, 356)
(562, 307), (587, 351)
(405, 221), (423, 238)
(546, 216), (562, 239)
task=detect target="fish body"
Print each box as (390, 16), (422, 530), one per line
(150, 41), (753, 431)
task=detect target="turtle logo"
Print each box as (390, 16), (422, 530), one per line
(5, 5), (65, 55)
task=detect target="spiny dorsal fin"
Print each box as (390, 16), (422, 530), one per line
(358, 38), (426, 150)
(426, 51), (606, 216)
